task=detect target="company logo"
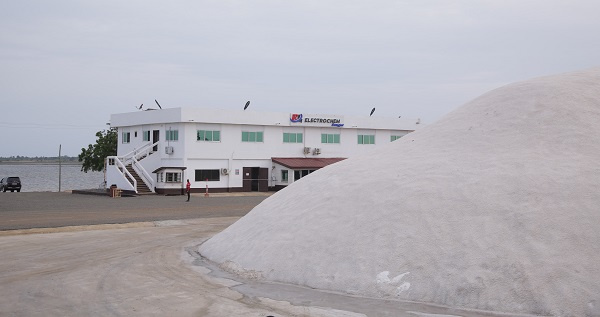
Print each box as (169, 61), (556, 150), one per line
(290, 114), (303, 123)
(331, 123), (344, 127)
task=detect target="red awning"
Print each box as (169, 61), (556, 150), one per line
(271, 157), (346, 169)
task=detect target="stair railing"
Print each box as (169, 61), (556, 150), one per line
(108, 141), (159, 193)
(121, 141), (158, 166)
(131, 155), (155, 193)
(108, 156), (137, 191)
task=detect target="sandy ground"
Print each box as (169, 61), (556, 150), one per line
(0, 216), (522, 317)
(0, 217), (358, 317)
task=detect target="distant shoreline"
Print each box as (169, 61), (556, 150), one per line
(0, 161), (82, 166)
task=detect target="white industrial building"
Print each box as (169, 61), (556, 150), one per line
(107, 107), (419, 194)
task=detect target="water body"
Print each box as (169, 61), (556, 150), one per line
(0, 164), (104, 192)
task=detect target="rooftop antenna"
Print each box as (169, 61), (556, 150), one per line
(244, 101), (250, 110)
(155, 99), (163, 109)
(370, 107), (376, 117)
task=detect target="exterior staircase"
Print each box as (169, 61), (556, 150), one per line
(126, 165), (153, 194)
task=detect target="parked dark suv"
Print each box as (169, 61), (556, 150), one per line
(1, 177), (22, 192)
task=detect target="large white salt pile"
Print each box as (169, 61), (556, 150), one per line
(200, 68), (600, 316)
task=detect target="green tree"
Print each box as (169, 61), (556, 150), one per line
(78, 129), (117, 172)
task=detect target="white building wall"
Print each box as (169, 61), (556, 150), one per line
(109, 108), (419, 192)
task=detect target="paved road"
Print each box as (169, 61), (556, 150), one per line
(0, 192), (270, 230)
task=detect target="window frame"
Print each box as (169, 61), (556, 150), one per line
(283, 132), (303, 143)
(195, 169), (221, 182)
(166, 130), (179, 142)
(281, 170), (288, 182)
(321, 133), (340, 144)
(165, 172), (181, 183)
(242, 131), (264, 143)
(197, 130), (221, 142)
(122, 132), (131, 144)
(358, 134), (375, 145)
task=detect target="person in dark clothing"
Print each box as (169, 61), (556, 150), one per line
(186, 179), (191, 202)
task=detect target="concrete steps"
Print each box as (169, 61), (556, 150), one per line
(125, 165), (153, 194)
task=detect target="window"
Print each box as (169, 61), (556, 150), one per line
(197, 130), (221, 142)
(166, 130), (179, 141)
(195, 169), (220, 181)
(294, 169), (314, 181)
(358, 134), (375, 144)
(122, 132), (130, 144)
(283, 132), (303, 143)
(143, 130), (150, 141)
(281, 170), (288, 182)
(391, 135), (403, 142)
(321, 133), (340, 144)
(165, 172), (181, 183)
(242, 131), (263, 142)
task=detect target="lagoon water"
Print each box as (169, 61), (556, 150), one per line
(0, 164), (104, 192)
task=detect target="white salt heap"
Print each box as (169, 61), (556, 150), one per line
(200, 68), (600, 316)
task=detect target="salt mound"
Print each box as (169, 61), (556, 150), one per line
(200, 68), (600, 316)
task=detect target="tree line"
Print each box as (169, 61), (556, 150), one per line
(0, 156), (79, 162)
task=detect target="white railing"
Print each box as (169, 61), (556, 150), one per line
(131, 155), (154, 191)
(121, 141), (157, 165)
(107, 141), (159, 193)
(108, 156), (138, 191)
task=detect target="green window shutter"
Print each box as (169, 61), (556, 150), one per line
(297, 133), (303, 143)
(321, 134), (327, 143)
(289, 133), (296, 143)
(213, 131), (220, 141)
(283, 133), (289, 143)
(197, 130), (204, 141)
(257, 132), (263, 142)
(174, 130), (178, 141)
(206, 131), (213, 141)
(242, 131), (248, 142)
(333, 134), (340, 143)
(370, 135), (375, 144)
(327, 134), (333, 143)
(358, 135), (363, 144)
(249, 132), (256, 142)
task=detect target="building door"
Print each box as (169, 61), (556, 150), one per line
(258, 168), (268, 192)
(242, 167), (252, 192)
(152, 130), (160, 152)
(242, 167), (268, 192)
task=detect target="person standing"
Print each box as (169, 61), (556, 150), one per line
(186, 179), (191, 202)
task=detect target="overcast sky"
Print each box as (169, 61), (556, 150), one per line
(1, 0), (599, 157)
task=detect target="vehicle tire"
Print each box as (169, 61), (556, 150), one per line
(3, 188), (6, 192)
(17, 189), (20, 192)
(10, 190), (14, 192)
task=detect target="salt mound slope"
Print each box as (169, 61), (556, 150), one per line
(200, 68), (600, 316)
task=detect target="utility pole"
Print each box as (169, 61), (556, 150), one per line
(58, 144), (62, 192)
